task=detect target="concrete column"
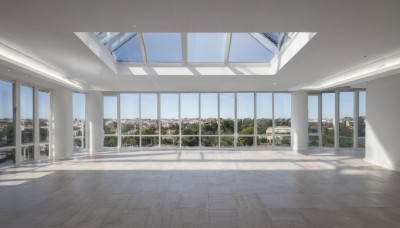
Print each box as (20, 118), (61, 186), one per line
(291, 91), (308, 154)
(86, 91), (103, 154)
(52, 87), (73, 159)
(365, 74), (400, 170)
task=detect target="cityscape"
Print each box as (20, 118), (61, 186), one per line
(103, 117), (292, 147)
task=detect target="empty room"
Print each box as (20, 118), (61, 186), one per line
(1, 0), (400, 227)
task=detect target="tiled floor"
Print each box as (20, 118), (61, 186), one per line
(1, 149), (400, 227)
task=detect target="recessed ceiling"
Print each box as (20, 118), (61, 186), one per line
(0, 0), (400, 92)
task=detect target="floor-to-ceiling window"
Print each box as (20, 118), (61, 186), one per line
(73, 92), (86, 151)
(103, 92), (292, 149)
(120, 93), (140, 147)
(308, 95), (320, 147)
(339, 92), (354, 148)
(256, 93), (273, 146)
(309, 90), (365, 149)
(322, 93), (335, 147)
(38, 90), (50, 159)
(20, 85), (34, 160)
(0, 80), (15, 165)
(200, 93), (218, 147)
(237, 93), (254, 147)
(274, 93), (291, 146)
(358, 91), (366, 148)
(103, 95), (118, 147)
(141, 93), (159, 147)
(219, 93), (235, 147)
(160, 93), (179, 147)
(181, 93), (199, 147)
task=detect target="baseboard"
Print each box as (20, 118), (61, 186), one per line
(364, 158), (400, 172)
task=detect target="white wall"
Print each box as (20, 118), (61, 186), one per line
(291, 91), (308, 154)
(365, 74), (400, 170)
(52, 88), (73, 159)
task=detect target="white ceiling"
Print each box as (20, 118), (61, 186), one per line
(0, 0), (400, 92)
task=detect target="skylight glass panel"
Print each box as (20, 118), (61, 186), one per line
(188, 33), (226, 63)
(106, 32), (137, 52)
(143, 33), (182, 63)
(263, 32), (281, 45)
(112, 35), (143, 62)
(250, 33), (278, 54)
(229, 33), (274, 62)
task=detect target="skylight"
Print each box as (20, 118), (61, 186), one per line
(188, 33), (227, 63)
(143, 33), (182, 63)
(78, 32), (316, 76)
(94, 32), (291, 63)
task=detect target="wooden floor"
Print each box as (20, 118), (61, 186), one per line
(1, 149), (400, 227)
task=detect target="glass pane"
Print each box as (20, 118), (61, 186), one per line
(256, 93), (272, 146)
(104, 136), (117, 147)
(0, 80), (14, 147)
(308, 95), (319, 134)
(181, 93), (199, 135)
(39, 91), (50, 143)
(257, 136), (272, 147)
(237, 137), (254, 147)
(358, 91), (366, 148)
(21, 145), (34, 161)
(339, 92), (354, 148)
(106, 32), (136, 52)
(122, 136), (140, 147)
(220, 93), (235, 135)
(161, 136), (179, 147)
(274, 93), (291, 146)
(251, 33), (278, 54)
(141, 94), (158, 135)
(263, 32), (281, 46)
(309, 136), (319, 147)
(160, 94), (179, 135)
(237, 93), (254, 135)
(322, 93), (335, 147)
(40, 144), (49, 159)
(229, 33), (274, 62)
(103, 96), (118, 135)
(188, 33), (226, 63)
(201, 136), (218, 147)
(73, 92), (85, 150)
(74, 138), (83, 149)
(113, 34), (143, 62)
(121, 93), (140, 135)
(181, 136), (199, 147)
(220, 136), (234, 147)
(21, 85), (33, 144)
(0, 148), (14, 166)
(144, 33), (182, 62)
(141, 137), (159, 147)
(201, 93), (218, 135)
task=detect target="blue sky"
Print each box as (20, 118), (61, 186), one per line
(308, 92), (365, 120)
(73, 92), (86, 119)
(105, 93), (291, 120)
(38, 91), (50, 119)
(0, 80), (13, 119)
(111, 33), (272, 63)
(20, 85), (33, 119)
(274, 93), (291, 119)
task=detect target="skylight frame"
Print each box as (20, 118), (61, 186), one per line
(95, 32), (291, 65)
(77, 32), (316, 76)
